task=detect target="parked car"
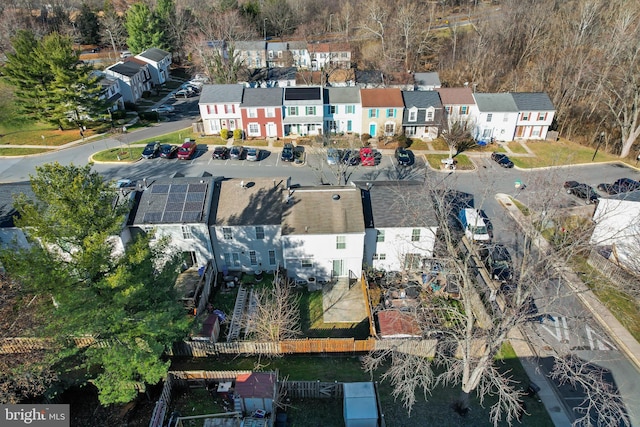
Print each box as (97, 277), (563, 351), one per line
(360, 147), (381, 166)
(597, 178), (640, 195)
(152, 104), (175, 113)
(491, 152), (514, 168)
(212, 146), (229, 160)
(342, 149), (361, 166)
(564, 181), (598, 203)
(281, 143), (294, 162)
(246, 147), (260, 161)
(327, 148), (342, 165)
(395, 147), (415, 166)
(177, 139), (197, 160)
(141, 141), (160, 159)
(174, 88), (197, 98)
(294, 146), (305, 164)
(229, 145), (244, 160)
(479, 244), (513, 283)
(180, 83), (201, 94)
(159, 144), (178, 158)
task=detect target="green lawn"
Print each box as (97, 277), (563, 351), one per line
(170, 352), (552, 427)
(0, 147), (53, 156)
(91, 146), (144, 162)
(507, 142), (529, 154)
(513, 139), (620, 168)
(426, 153), (474, 170)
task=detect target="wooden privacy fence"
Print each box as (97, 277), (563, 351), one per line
(169, 337), (440, 358)
(0, 336), (106, 354)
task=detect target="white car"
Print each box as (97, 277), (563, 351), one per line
(246, 148), (260, 161)
(152, 104), (175, 113)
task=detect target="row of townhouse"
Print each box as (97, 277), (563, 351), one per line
(213, 40), (352, 71)
(122, 177), (439, 283)
(100, 48), (173, 108)
(198, 85), (556, 142)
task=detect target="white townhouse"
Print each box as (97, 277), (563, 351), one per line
(281, 186), (365, 282)
(128, 177), (216, 269)
(104, 58), (152, 103)
(198, 84), (245, 135)
(283, 87), (324, 136)
(511, 92), (556, 140)
(436, 87), (478, 131)
(210, 177), (288, 273)
(359, 181), (438, 272)
(135, 48), (172, 85)
(288, 41), (311, 69)
(234, 41), (267, 69)
(323, 87), (362, 135)
(472, 93), (519, 143)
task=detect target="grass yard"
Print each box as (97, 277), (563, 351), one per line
(426, 153), (474, 170)
(0, 147), (53, 156)
(507, 141), (529, 154)
(513, 139), (620, 168)
(170, 352), (553, 427)
(299, 290), (370, 339)
(91, 146), (144, 162)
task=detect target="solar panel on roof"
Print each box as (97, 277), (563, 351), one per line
(285, 87), (320, 101)
(162, 211), (182, 222)
(188, 183), (207, 193)
(165, 202), (184, 212)
(181, 211), (201, 222)
(152, 184), (170, 194)
(186, 192), (205, 202)
(167, 193), (186, 203)
(169, 184), (188, 193)
(143, 212), (162, 222)
(184, 201), (203, 211)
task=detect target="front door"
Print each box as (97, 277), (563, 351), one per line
(266, 122), (277, 137)
(369, 123), (376, 137)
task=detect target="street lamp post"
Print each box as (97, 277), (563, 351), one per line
(105, 29), (118, 61)
(263, 18), (267, 41)
(592, 131), (605, 162)
(329, 14), (333, 33)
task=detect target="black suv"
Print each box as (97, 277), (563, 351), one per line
(212, 146), (229, 159)
(281, 143), (294, 162)
(564, 181), (598, 203)
(479, 244), (513, 283)
(491, 152), (514, 168)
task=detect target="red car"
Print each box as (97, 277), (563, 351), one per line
(177, 139), (197, 160)
(360, 147), (380, 166)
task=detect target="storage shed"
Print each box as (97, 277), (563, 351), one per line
(234, 372), (277, 415)
(343, 382), (378, 427)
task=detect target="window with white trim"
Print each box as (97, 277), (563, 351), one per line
(255, 226), (264, 239)
(521, 112), (529, 121)
(336, 236), (346, 249)
(373, 253), (386, 260)
(248, 123), (260, 136)
(386, 109), (395, 118)
(301, 259), (313, 268)
(411, 229), (420, 242)
(408, 109), (417, 122)
(222, 227), (232, 239)
(305, 106), (316, 115)
(486, 113), (493, 122)
(345, 105), (355, 114)
(369, 109), (378, 118)
(268, 250), (276, 265)
(224, 252), (241, 267)
(249, 250), (258, 265)
(426, 110), (434, 121)
(248, 108), (258, 118)
(288, 106), (298, 116)
(460, 106), (468, 114)
(265, 108), (275, 118)
(376, 230), (385, 242)
(181, 225), (193, 239)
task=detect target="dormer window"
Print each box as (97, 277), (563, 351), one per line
(408, 108), (418, 122)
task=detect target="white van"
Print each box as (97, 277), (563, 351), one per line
(458, 208), (491, 242)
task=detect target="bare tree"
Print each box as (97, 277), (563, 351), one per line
(245, 273), (301, 343)
(362, 167), (631, 425)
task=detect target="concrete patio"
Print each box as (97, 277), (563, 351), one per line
(321, 278), (368, 323)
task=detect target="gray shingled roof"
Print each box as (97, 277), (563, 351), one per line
(107, 61), (145, 78)
(282, 187), (364, 235)
(242, 87), (284, 107)
(267, 42), (288, 51)
(510, 92), (555, 111)
(213, 177), (287, 226)
(131, 177), (215, 225)
(0, 183), (33, 228)
(413, 72), (441, 87)
(137, 48), (170, 62)
(356, 181), (438, 228)
(324, 87), (361, 104)
(288, 41), (307, 50)
(401, 91), (442, 109)
(199, 84), (245, 104)
(234, 41), (266, 50)
(473, 93), (519, 112)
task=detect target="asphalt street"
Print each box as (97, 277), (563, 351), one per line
(1, 108), (640, 425)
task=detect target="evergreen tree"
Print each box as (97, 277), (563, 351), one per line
(1, 163), (191, 405)
(76, 3), (100, 45)
(125, 2), (163, 54)
(153, 0), (176, 52)
(4, 31), (107, 130)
